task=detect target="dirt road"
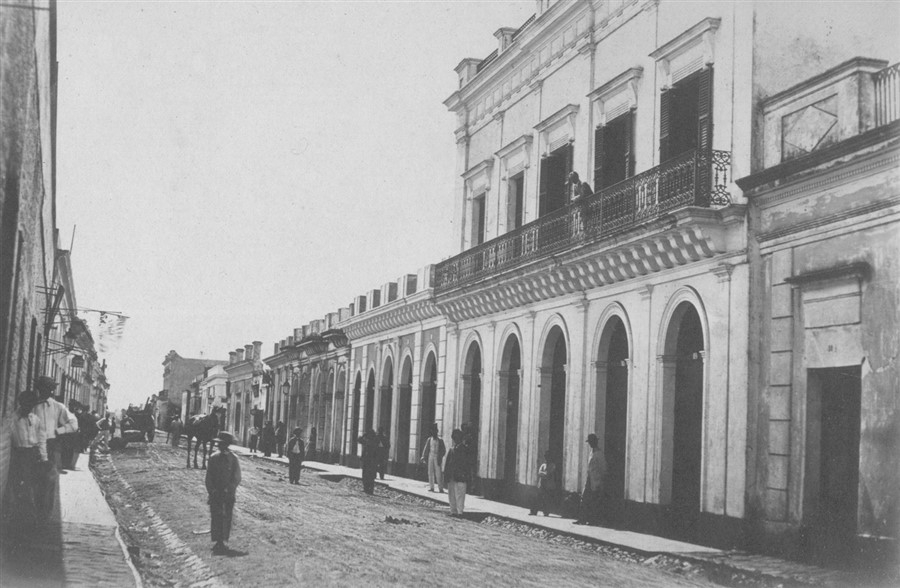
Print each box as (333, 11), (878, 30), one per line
(95, 439), (719, 587)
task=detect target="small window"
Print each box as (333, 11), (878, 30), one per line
(594, 110), (635, 190)
(538, 143), (573, 216)
(472, 193), (486, 245)
(507, 172), (525, 231)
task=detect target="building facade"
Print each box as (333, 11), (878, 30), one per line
(739, 59), (899, 565)
(223, 342), (265, 446)
(159, 350), (227, 427)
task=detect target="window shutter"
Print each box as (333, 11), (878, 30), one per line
(593, 124), (605, 191)
(697, 65), (713, 152)
(623, 109), (635, 178)
(563, 142), (574, 203)
(538, 156), (550, 217)
(659, 88), (673, 163)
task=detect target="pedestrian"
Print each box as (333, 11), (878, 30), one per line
(376, 427), (390, 480)
(529, 450), (557, 516)
(420, 423), (445, 493)
(261, 421), (275, 457)
(97, 413), (110, 450)
(461, 422), (478, 494)
(444, 429), (473, 517)
(9, 391), (49, 523)
(32, 376), (77, 513)
(306, 427), (317, 462)
(168, 416), (184, 448)
(248, 425), (260, 453)
(287, 428), (305, 484)
(73, 404), (98, 465)
(357, 428), (379, 495)
(206, 431), (241, 555)
(109, 415), (117, 438)
(275, 421), (286, 458)
(574, 433), (606, 525)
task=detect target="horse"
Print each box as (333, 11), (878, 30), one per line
(185, 407), (223, 469)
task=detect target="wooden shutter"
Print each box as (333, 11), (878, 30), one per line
(593, 124), (605, 191)
(659, 88), (672, 163)
(538, 156), (550, 217)
(623, 109), (635, 178)
(563, 142), (574, 204)
(697, 65), (714, 152)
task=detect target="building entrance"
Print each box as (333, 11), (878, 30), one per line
(539, 326), (567, 489)
(462, 343), (482, 491)
(396, 357), (413, 467)
(598, 317), (629, 523)
(379, 357), (393, 434)
(364, 370), (375, 434)
(351, 373), (361, 454)
(805, 366), (861, 564)
(499, 336), (521, 497)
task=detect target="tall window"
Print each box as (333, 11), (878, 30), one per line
(594, 110), (635, 190)
(507, 172), (524, 230)
(538, 143), (573, 216)
(472, 193), (486, 245)
(660, 66), (713, 162)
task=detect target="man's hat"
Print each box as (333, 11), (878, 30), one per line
(213, 431), (235, 445)
(586, 433), (599, 445)
(292, 427), (303, 436)
(34, 376), (58, 392)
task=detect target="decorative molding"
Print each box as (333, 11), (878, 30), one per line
(462, 158), (495, 182)
(784, 262), (871, 287)
(496, 133), (534, 160)
(534, 103), (579, 133)
(588, 67), (643, 126)
(759, 195), (900, 242)
(711, 263), (734, 283)
(535, 104), (579, 158)
(651, 17), (720, 88)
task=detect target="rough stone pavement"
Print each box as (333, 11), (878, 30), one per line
(0, 454), (140, 588)
(230, 444), (858, 587)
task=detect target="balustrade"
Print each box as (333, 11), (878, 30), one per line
(435, 149), (731, 292)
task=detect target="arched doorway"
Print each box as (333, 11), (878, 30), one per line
(462, 342), (482, 491)
(351, 372), (362, 455)
(539, 325), (567, 489)
(364, 369), (376, 434)
(419, 351), (437, 480)
(596, 316), (629, 523)
(498, 335), (521, 498)
(332, 368), (346, 458)
(661, 302), (705, 538)
(323, 369), (335, 456)
(396, 356), (413, 471)
(379, 357), (393, 435)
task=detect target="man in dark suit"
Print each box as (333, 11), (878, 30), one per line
(206, 431), (241, 554)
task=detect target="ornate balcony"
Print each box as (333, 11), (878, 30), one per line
(435, 149), (731, 293)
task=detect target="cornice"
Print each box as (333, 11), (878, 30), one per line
(534, 103), (579, 133)
(496, 133), (534, 160)
(339, 291), (441, 340)
(649, 17), (720, 62)
(588, 67), (643, 102)
(462, 158), (495, 182)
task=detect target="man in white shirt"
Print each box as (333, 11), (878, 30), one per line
(32, 376), (78, 513)
(10, 391), (49, 522)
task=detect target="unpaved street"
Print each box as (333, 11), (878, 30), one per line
(95, 439), (718, 587)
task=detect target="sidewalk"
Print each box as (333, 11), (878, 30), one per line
(232, 445), (855, 587)
(0, 453), (140, 588)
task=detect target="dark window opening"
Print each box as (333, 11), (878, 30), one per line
(594, 110), (635, 190)
(538, 142), (572, 216)
(660, 67), (713, 163)
(472, 193), (486, 245)
(508, 172), (524, 230)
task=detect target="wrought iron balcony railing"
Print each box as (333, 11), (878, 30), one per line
(434, 149), (731, 293)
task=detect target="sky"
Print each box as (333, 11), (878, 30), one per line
(55, 0), (537, 410)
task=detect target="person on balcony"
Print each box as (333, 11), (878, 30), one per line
(568, 171), (594, 201)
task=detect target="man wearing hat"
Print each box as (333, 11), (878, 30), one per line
(31, 376), (78, 512)
(9, 391), (49, 521)
(205, 431), (241, 554)
(574, 433), (606, 525)
(287, 427), (305, 484)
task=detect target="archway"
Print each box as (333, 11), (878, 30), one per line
(419, 352), (437, 470)
(539, 325), (567, 488)
(462, 341), (482, 489)
(396, 356), (413, 468)
(596, 315), (629, 523)
(364, 369), (376, 434)
(332, 368), (346, 458)
(351, 372), (362, 454)
(379, 356), (394, 435)
(661, 302), (705, 538)
(498, 334), (521, 495)
(323, 369), (335, 455)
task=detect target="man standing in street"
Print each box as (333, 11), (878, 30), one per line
(444, 429), (473, 517)
(168, 416), (184, 448)
(574, 433), (606, 525)
(275, 421), (286, 458)
(376, 427), (390, 480)
(287, 428), (305, 484)
(32, 376), (78, 513)
(357, 428), (379, 495)
(206, 431), (241, 555)
(420, 423), (445, 493)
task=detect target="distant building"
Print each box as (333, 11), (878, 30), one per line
(159, 350), (227, 427)
(223, 342), (264, 445)
(199, 364), (228, 419)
